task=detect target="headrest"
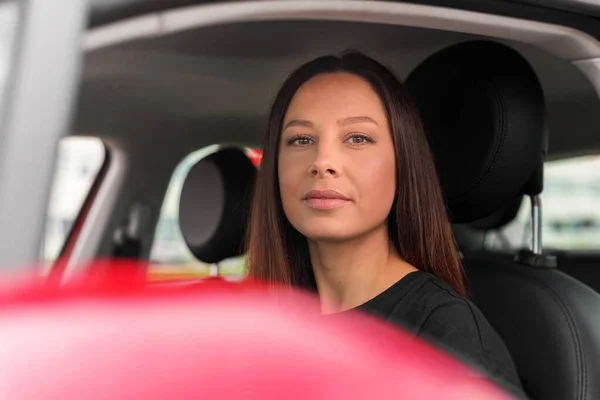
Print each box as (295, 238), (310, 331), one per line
(469, 195), (523, 231)
(405, 41), (545, 223)
(453, 195), (523, 254)
(178, 147), (257, 264)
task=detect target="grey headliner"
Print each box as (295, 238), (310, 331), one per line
(75, 20), (600, 160)
(86, 0), (600, 31)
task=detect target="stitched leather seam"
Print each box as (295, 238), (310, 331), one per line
(535, 279), (587, 400)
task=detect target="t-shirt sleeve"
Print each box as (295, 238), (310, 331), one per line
(417, 298), (486, 365)
(417, 299), (526, 399)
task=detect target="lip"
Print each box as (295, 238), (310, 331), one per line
(303, 189), (351, 210)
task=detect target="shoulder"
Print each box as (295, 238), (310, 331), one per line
(417, 289), (486, 359)
(384, 271), (477, 333)
(387, 273), (524, 397)
(417, 275), (484, 337)
(391, 272), (496, 356)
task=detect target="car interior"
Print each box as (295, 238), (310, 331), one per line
(406, 39), (600, 400)
(178, 146), (256, 268)
(13, 0), (600, 399)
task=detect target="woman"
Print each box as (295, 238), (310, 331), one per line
(246, 51), (525, 398)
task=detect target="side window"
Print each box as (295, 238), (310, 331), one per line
(44, 137), (106, 262)
(148, 146), (261, 281)
(543, 156), (600, 250)
(488, 155), (600, 251)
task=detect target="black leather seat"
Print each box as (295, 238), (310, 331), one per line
(553, 252), (600, 292)
(455, 199), (600, 294)
(178, 146), (257, 267)
(406, 41), (600, 400)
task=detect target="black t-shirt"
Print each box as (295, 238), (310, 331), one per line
(345, 270), (527, 399)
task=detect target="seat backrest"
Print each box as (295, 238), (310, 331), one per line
(455, 200), (600, 295)
(178, 146), (257, 265)
(406, 40), (600, 400)
(466, 254), (600, 400)
(554, 251), (600, 292)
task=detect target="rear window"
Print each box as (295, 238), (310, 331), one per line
(486, 155), (600, 251)
(543, 156), (600, 249)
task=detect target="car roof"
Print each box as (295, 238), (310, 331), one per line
(78, 0), (600, 162)
(517, 0), (600, 17)
(88, 0), (600, 35)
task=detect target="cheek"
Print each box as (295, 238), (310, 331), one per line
(354, 154), (397, 210)
(278, 152), (305, 208)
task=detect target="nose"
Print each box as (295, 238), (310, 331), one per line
(308, 140), (340, 178)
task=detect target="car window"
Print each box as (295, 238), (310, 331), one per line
(486, 155), (600, 251)
(148, 146), (260, 281)
(43, 137), (106, 263)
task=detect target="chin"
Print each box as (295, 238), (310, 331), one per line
(298, 223), (358, 243)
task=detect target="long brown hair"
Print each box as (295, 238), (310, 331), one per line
(246, 51), (466, 296)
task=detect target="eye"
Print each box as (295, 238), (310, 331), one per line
(287, 135), (314, 146)
(344, 133), (374, 146)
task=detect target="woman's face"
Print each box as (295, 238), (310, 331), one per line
(278, 72), (397, 242)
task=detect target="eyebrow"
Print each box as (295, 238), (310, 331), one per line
(283, 120), (313, 130)
(283, 116), (378, 131)
(340, 116), (379, 126)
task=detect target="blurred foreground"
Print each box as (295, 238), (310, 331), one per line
(0, 261), (510, 400)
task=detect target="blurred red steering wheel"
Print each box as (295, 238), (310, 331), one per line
(0, 264), (511, 400)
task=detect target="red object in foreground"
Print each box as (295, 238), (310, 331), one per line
(0, 263), (510, 400)
(246, 147), (263, 167)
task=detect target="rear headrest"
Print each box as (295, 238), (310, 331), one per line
(405, 41), (545, 223)
(453, 195), (523, 253)
(469, 195), (524, 231)
(178, 147), (257, 264)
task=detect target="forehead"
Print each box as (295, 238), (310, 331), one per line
(284, 72), (387, 121)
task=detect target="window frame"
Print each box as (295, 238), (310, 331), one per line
(47, 143), (111, 282)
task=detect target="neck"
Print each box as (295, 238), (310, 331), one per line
(308, 225), (417, 314)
